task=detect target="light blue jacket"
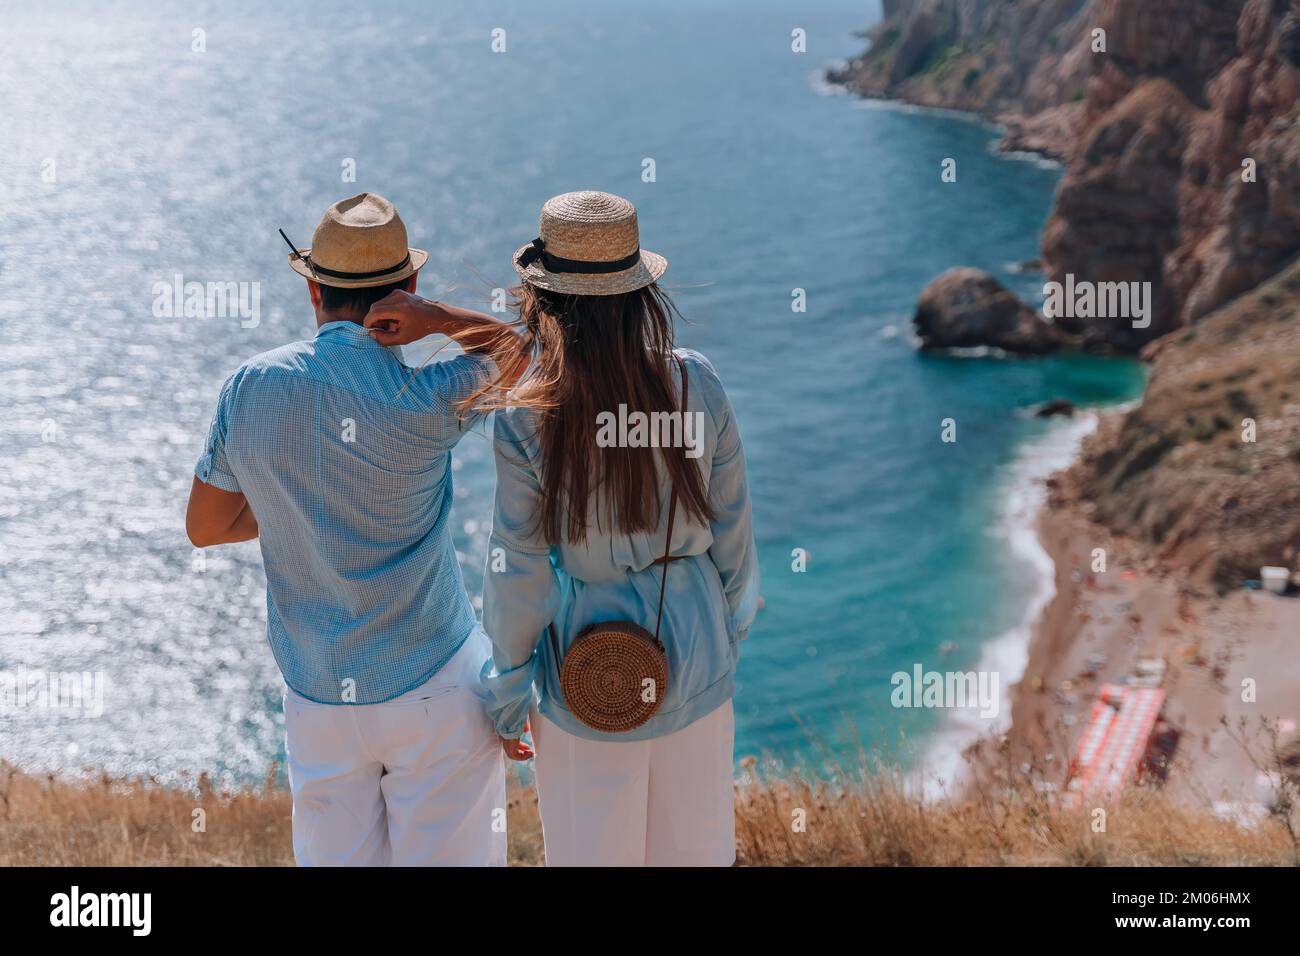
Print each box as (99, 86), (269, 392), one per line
(478, 349), (759, 741)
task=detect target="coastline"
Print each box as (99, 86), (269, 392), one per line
(818, 71), (1066, 169)
(821, 68), (1105, 803)
(829, 19), (1300, 808)
(994, 412), (1300, 808)
(922, 409), (1104, 796)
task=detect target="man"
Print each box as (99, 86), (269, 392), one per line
(187, 192), (521, 865)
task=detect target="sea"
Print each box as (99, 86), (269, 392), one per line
(0, 0), (1146, 787)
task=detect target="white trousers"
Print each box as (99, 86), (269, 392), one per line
(532, 700), (736, 866)
(283, 630), (506, 866)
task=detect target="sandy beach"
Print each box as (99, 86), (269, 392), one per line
(993, 429), (1300, 809)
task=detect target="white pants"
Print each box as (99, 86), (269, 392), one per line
(532, 700), (736, 866)
(283, 630), (506, 867)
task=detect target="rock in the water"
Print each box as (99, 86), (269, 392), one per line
(1035, 398), (1076, 418)
(913, 267), (1068, 355)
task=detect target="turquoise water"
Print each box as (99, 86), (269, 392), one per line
(0, 0), (1145, 782)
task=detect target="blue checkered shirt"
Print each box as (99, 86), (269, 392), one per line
(195, 320), (495, 704)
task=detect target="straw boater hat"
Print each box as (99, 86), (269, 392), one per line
(284, 193), (427, 289)
(513, 191), (667, 295)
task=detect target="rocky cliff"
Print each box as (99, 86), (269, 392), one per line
(832, 0), (1096, 159)
(838, 1), (1300, 589)
(835, 0), (1300, 353)
(1058, 258), (1300, 592)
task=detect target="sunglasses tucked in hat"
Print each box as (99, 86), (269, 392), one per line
(285, 192), (428, 289)
(513, 190), (667, 296)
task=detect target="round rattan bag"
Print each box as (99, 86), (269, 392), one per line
(557, 621), (670, 733)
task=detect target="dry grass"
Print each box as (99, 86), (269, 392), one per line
(0, 762), (548, 867)
(2, 760), (1294, 866)
(735, 775), (1293, 866)
(0, 763), (293, 866)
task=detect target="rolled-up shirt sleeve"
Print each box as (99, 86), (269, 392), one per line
(194, 371), (242, 492)
(697, 355), (759, 641)
(478, 410), (559, 738)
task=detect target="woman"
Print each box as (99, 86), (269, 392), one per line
(474, 190), (759, 866)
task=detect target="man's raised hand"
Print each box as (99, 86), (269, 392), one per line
(364, 290), (438, 346)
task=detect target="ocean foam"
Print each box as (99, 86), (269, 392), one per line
(918, 410), (1102, 799)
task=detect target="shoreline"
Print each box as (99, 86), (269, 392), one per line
(820, 67), (1071, 166)
(992, 412), (1300, 809)
(921, 409), (1105, 796)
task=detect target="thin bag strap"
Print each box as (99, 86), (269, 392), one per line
(653, 353), (688, 648)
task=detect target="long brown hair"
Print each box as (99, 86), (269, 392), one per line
(465, 282), (714, 545)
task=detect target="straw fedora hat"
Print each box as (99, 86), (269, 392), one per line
(513, 191), (667, 295)
(285, 193), (427, 289)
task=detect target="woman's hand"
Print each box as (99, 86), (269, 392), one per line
(364, 290), (439, 346)
(500, 720), (534, 761)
